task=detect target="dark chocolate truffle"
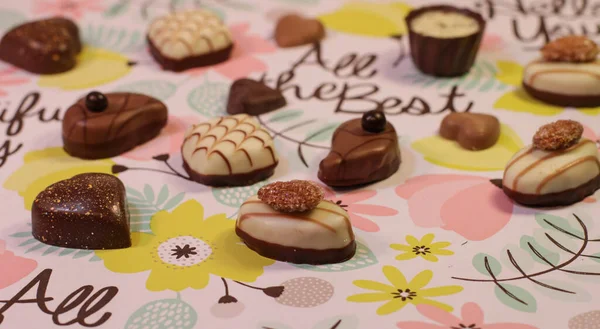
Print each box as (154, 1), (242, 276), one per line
(227, 78), (287, 116)
(62, 92), (168, 159)
(0, 17), (81, 74)
(32, 173), (131, 250)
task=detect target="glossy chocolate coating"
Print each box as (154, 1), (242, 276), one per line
(0, 17), (81, 74)
(63, 92), (168, 159)
(361, 110), (386, 133)
(502, 174), (600, 207)
(405, 5), (485, 77)
(32, 173), (131, 250)
(523, 82), (600, 108)
(439, 112), (500, 151)
(226, 78), (287, 116)
(85, 91), (109, 112)
(318, 118), (401, 187)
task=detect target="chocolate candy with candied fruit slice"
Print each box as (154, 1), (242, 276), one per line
(32, 173), (131, 250)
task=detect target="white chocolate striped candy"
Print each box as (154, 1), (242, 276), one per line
(503, 139), (600, 195)
(523, 59), (600, 96)
(237, 196), (354, 250)
(148, 10), (232, 60)
(182, 114), (278, 176)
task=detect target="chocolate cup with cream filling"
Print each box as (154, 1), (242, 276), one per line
(405, 5), (486, 77)
(236, 227), (356, 265)
(523, 82), (600, 108)
(502, 174), (600, 207)
(147, 37), (234, 72)
(182, 159), (277, 187)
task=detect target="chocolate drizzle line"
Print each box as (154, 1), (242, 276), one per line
(150, 10), (230, 55)
(186, 115), (277, 174)
(536, 155), (600, 193)
(509, 140), (596, 190)
(529, 67), (600, 85)
(239, 199), (354, 238)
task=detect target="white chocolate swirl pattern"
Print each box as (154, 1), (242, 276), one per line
(182, 114), (278, 176)
(147, 10), (232, 60)
(236, 196), (354, 250)
(503, 139), (600, 195)
(523, 59), (600, 96)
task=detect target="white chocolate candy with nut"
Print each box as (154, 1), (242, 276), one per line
(524, 60), (600, 96)
(236, 195), (356, 264)
(148, 10), (232, 60)
(503, 139), (600, 195)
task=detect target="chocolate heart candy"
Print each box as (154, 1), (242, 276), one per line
(62, 92), (168, 159)
(439, 112), (500, 151)
(227, 78), (287, 116)
(32, 173), (131, 250)
(275, 14), (325, 48)
(0, 17), (81, 74)
(318, 112), (401, 187)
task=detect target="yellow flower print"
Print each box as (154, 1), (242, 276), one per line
(390, 234), (454, 262)
(347, 266), (463, 315)
(3, 147), (115, 210)
(494, 60), (600, 116)
(95, 200), (275, 292)
(411, 123), (523, 171)
(319, 2), (412, 37)
(38, 47), (131, 90)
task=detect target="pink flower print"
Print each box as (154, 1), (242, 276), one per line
(395, 175), (513, 241)
(121, 115), (198, 161)
(322, 186), (398, 232)
(186, 23), (276, 80)
(0, 240), (38, 289)
(582, 124), (599, 149)
(0, 67), (29, 96)
(480, 33), (505, 52)
(33, 0), (105, 19)
(397, 303), (539, 329)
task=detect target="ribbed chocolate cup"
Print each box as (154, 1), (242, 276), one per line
(405, 5), (486, 77)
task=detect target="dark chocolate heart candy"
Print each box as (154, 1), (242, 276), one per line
(32, 173), (131, 250)
(318, 118), (401, 187)
(62, 92), (168, 159)
(275, 14), (325, 48)
(226, 78), (287, 116)
(0, 17), (81, 74)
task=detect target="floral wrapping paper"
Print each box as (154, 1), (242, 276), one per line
(0, 0), (599, 328)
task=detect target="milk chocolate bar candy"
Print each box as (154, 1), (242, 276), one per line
(147, 9), (234, 72)
(502, 120), (600, 207)
(32, 173), (131, 250)
(0, 17), (81, 74)
(236, 180), (356, 264)
(63, 91), (168, 159)
(523, 36), (600, 108)
(181, 114), (278, 187)
(318, 110), (401, 187)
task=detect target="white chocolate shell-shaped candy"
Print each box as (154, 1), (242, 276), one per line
(182, 114), (278, 176)
(148, 10), (232, 60)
